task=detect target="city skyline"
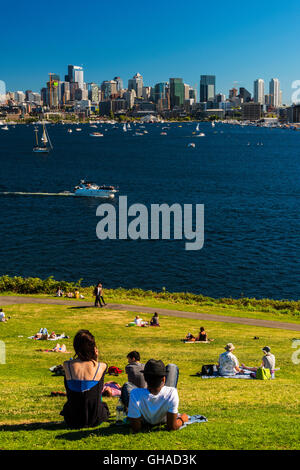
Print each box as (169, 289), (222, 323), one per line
(1, 0), (300, 104)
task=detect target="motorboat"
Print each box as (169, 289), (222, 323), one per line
(89, 132), (104, 137)
(73, 180), (118, 198)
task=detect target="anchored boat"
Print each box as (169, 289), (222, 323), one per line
(33, 122), (53, 153)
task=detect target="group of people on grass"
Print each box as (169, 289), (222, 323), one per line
(217, 342), (275, 378)
(59, 329), (276, 432)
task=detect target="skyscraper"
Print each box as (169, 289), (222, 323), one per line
(269, 78), (280, 107)
(200, 75), (216, 102)
(114, 77), (123, 92)
(169, 78), (184, 108)
(67, 65), (84, 90)
(128, 73), (143, 98)
(253, 79), (264, 104)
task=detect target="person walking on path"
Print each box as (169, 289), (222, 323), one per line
(94, 282), (106, 308)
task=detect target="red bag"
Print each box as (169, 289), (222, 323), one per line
(108, 366), (123, 376)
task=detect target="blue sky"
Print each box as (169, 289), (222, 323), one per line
(1, 0), (300, 103)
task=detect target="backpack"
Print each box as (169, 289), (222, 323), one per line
(256, 367), (271, 380)
(201, 364), (215, 376)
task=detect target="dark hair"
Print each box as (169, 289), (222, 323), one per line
(127, 350), (140, 361)
(154, 312), (158, 317)
(73, 330), (97, 363)
(200, 326), (205, 332)
(144, 374), (164, 388)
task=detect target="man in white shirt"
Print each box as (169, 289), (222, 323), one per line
(218, 343), (243, 376)
(127, 359), (188, 432)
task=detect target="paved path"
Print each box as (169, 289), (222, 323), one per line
(1, 296), (299, 332)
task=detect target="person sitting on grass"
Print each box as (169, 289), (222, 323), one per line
(241, 346), (276, 377)
(121, 351), (146, 409)
(183, 327), (213, 342)
(134, 315), (147, 326)
(218, 343), (243, 376)
(127, 359), (188, 432)
(0, 308), (8, 322)
(195, 326), (214, 342)
(150, 312), (160, 326)
(60, 329), (109, 429)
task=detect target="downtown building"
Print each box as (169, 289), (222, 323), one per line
(254, 79), (264, 104)
(200, 75), (216, 102)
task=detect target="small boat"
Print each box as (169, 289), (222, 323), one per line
(196, 124), (200, 131)
(195, 133), (205, 137)
(89, 132), (104, 137)
(75, 128), (82, 132)
(160, 132), (167, 136)
(73, 180), (118, 198)
(123, 124), (127, 132)
(1, 125), (9, 130)
(33, 122), (53, 153)
(67, 129), (73, 133)
(188, 143), (195, 148)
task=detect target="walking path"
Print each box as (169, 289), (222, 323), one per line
(1, 295), (299, 332)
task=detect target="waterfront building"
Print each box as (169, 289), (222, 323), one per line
(200, 75), (216, 102)
(128, 73), (143, 98)
(169, 78), (184, 108)
(27, 92), (41, 104)
(254, 78), (264, 104)
(189, 87), (196, 101)
(60, 82), (70, 104)
(184, 84), (190, 100)
(269, 78), (280, 107)
(14, 91), (25, 103)
(242, 102), (262, 121)
(229, 88), (238, 100)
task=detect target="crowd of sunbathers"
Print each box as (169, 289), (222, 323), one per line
(56, 329), (277, 432)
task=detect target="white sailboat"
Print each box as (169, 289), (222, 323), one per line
(33, 122), (53, 153)
(123, 123), (127, 132)
(196, 123), (200, 131)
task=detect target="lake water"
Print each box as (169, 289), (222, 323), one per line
(0, 121), (299, 300)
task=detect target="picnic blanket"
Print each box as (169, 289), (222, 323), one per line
(184, 340), (210, 344)
(179, 415), (208, 429)
(201, 370), (254, 379)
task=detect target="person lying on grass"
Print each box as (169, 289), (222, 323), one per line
(218, 343), (244, 376)
(241, 346), (276, 377)
(127, 359), (188, 432)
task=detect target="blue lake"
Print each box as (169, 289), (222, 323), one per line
(0, 121), (299, 299)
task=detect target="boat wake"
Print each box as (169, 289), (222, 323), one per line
(0, 191), (75, 197)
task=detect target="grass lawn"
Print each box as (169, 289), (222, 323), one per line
(0, 303), (299, 450)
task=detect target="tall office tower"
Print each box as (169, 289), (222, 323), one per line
(229, 88), (238, 99)
(269, 78), (280, 107)
(184, 84), (190, 100)
(47, 74), (60, 108)
(239, 87), (251, 103)
(88, 83), (100, 103)
(123, 89), (136, 109)
(169, 78), (185, 108)
(28, 92), (41, 104)
(189, 87), (196, 101)
(200, 75), (216, 102)
(67, 65), (84, 90)
(254, 79), (265, 104)
(128, 73), (143, 98)
(60, 82), (70, 104)
(25, 90), (32, 101)
(101, 80), (117, 100)
(114, 77), (123, 91)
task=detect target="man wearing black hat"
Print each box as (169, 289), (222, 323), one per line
(127, 359), (188, 432)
